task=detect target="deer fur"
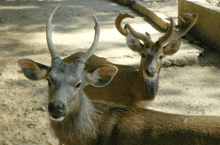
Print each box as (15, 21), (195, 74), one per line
(19, 5), (220, 145)
(62, 12), (199, 108)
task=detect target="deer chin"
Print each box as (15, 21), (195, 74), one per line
(143, 72), (157, 80)
(50, 114), (65, 121)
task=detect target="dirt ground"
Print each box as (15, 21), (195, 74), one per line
(0, 0), (220, 145)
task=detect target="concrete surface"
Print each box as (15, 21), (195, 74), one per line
(179, 0), (220, 52)
(131, 1), (170, 30)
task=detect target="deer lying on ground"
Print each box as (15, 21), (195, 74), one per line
(18, 5), (220, 145)
(63, 10), (197, 108)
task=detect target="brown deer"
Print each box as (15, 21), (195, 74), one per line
(62, 11), (198, 108)
(18, 5), (220, 145)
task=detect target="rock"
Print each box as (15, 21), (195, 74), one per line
(205, 0), (218, 5)
(35, 106), (46, 112)
(162, 59), (172, 67)
(171, 57), (186, 66)
(27, 123), (36, 128)
(185, 55), (198, 65)
(4, 140), (12, 145)
(189, 39), (201, 46)
(150, 2), (160, 8)
(17, 69), (23, 73)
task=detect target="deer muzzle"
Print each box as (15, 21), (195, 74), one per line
(48, 100), (67, 121)
(145, 67), (156, 77)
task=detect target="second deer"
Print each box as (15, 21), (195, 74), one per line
(63, 12), (198, 108)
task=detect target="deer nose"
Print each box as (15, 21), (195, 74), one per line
(146, 68), (156, 77)
(48, 101), (66, 119)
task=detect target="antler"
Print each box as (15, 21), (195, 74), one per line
(124, 23), (152, 45)
(46, 4), (100, 63)
(156, 13), (198, 46)
(115, 13), (133, 36)
(79, 15), (100, 62)
(115, 13), (152, 45)
(46, 4), (60, 59)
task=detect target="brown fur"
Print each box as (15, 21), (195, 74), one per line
(63, 52), (155, 107)
(51, 94), (220, 145)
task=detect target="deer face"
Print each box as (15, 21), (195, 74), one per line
(139, 39), (181, 78)
(18, 5), (117, 121)
(125, 33), (181, 79)
(47, 59), (85, 121)
(18, 58), (117, 121)
(18, 58), (86, 121)
(140, 43), (163, 78)
(115, 13), (198, 78)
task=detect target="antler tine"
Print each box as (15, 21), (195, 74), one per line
(80, 15), (100, 62)
(115, 13), (134, 36)
(124, 24), (152, 45)
(170, 13), (198, 39)
(46, 4), (60, 59)
(156, 17), (175, 46)
(157, 13), (198, 46)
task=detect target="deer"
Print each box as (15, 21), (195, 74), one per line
(18, 5), (220, 145)
(62, 10), (198, 108)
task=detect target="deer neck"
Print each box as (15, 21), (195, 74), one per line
(139, 66), (160, 101)
(50, 89), (97, 144)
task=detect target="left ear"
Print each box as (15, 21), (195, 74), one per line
(18, 59), (50, 80)
(163, 38), (181, 56)
(126, 34), (144, 53)
(86, 65), (118, 87)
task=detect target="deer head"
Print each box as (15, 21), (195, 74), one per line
(115, 13), (198, 79)
(18, 5), (118, 121)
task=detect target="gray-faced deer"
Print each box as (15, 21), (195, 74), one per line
(18, 5), (220, 145)
(63, 11), (198, 108)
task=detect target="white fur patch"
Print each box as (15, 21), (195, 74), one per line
(50, 116), (65, 122)
(136, 100), (153, 109)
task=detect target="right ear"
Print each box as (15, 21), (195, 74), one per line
(126, 34), (144, 53)
(18, 59), (50, 81)
(163, 38), (181, 56)
(86, 65), (118, 87)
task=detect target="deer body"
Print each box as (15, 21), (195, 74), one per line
(51, 99), (220, 145)
(60, 11), (198, 108)
(63, 52), (158, 107)
(18, 5), (220, 145)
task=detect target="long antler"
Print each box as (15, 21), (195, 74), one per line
(47, 4), (100, 63)
(46, 4), (60, 59)
(80, 15), (100, 62)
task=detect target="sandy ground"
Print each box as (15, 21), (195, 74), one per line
(0, 0), (220, 144)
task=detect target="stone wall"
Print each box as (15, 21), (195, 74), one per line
(179, 0), (220, 52)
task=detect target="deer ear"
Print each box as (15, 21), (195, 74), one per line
(126, 34), (144, 52)
(18, 59), (50, 81)
(86, 65), (118, 87)
(163, 38), (181, 56)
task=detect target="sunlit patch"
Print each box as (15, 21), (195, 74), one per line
(0, 6), (40, 10)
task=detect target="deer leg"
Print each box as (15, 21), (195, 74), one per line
(59, 140), (62, 145)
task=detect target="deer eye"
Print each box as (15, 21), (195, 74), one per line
(75, 82), (82, 88)
(159, 55), (163, 59)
